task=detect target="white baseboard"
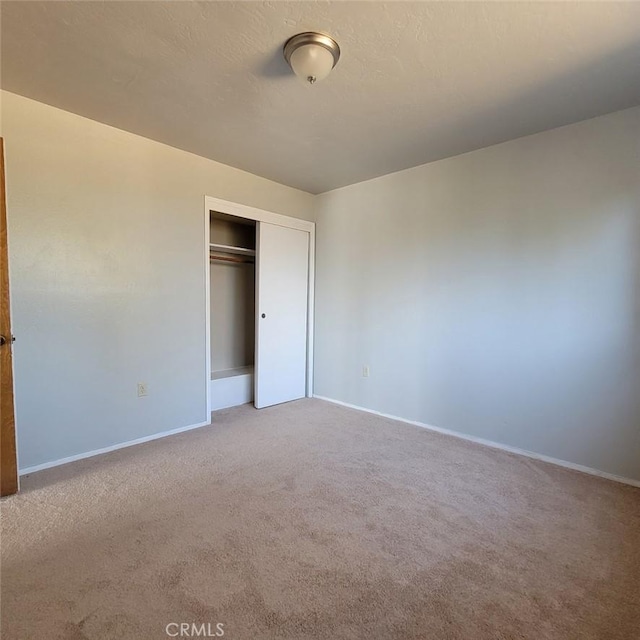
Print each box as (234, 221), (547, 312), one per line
(19, 419), (211, 476)
(313, 395), (640, 489)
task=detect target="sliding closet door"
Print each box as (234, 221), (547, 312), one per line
(255, 222), (309, 408)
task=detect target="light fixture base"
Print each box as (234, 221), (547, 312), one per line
(283, 31), (341, 74)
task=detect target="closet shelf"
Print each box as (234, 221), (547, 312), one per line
(211, 365), (254, 381)
(209, 243), (256, 257)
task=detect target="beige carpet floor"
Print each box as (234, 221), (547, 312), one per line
(1, 398), (639, 640)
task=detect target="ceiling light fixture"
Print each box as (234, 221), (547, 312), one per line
(283, 32), (340, 85)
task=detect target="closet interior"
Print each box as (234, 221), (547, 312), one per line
(209, 211), (256, 411)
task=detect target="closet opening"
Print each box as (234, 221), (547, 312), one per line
(209, 211), (256, 411)
(205, 195), (315, 416)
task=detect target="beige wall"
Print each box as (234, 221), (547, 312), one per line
(314, 106), (640, 481)
(2, 91), (314, 469)
(4, 88), (639, 482)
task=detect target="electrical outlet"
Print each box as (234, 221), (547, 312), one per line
(362, 366), (370, 378)
(137, 382), (148, 397)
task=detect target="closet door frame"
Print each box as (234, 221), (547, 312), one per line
(203, 195), (315, 416)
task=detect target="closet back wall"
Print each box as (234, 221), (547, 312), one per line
(314, 107), (640, 482)
(2, 91), (314, 471)
(209, 263), (254, 372)
(209, 217), (255, 373)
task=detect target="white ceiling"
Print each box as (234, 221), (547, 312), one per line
(2, 1), (640, 194)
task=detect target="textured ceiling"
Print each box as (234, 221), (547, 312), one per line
(2, 1), (640, 194)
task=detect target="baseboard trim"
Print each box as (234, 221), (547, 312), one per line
(313, 395), (640, 489)
(19, 419), (211, 476)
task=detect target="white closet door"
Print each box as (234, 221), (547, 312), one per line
(255, 222), (309, 408)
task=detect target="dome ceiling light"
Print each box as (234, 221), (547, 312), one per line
(283, 32), (341, 85)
